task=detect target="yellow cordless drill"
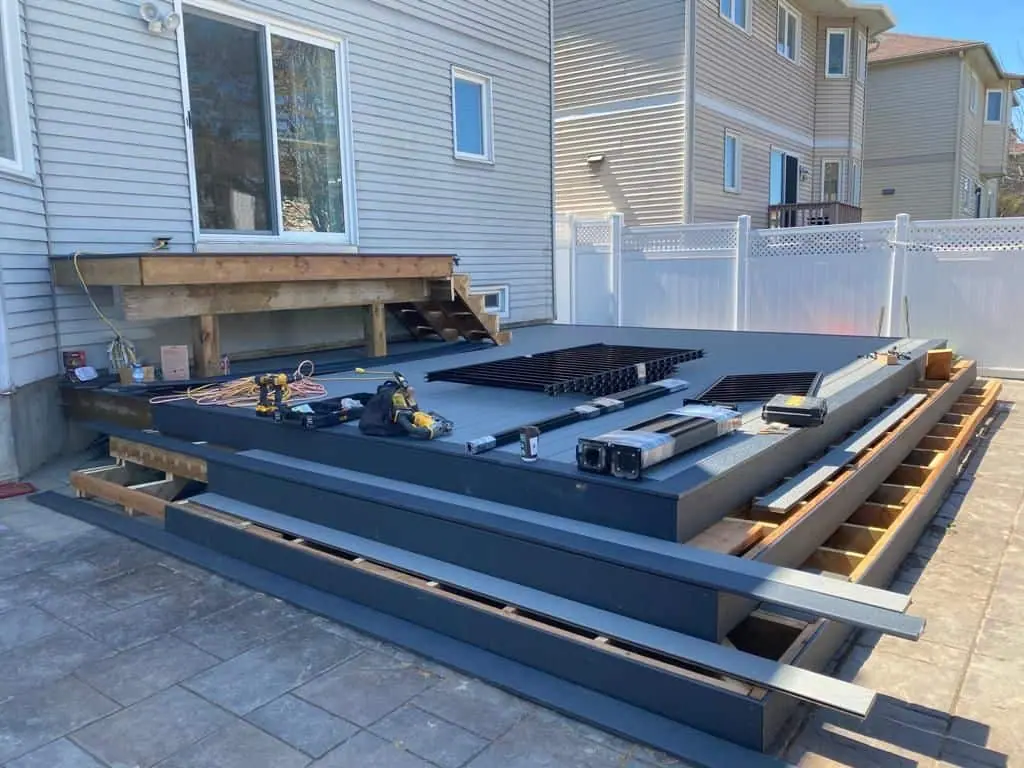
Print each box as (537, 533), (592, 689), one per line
(254, 373), (294, 416)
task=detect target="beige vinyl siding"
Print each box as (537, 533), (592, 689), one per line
(553, 0), (685, 224)
(959, 65), (982, 205)
(555, 105), (685, 225)
(690, 106), (812, 227)
(862, 56), (961, 221)
(981, 120), (1009, 176)
(695, 0), (816, 136)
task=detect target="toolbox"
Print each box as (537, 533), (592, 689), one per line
(761, 394), (829, 428)
(273, 394), (374, 430)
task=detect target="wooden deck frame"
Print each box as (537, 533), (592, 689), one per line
(51, 253), (455, 376)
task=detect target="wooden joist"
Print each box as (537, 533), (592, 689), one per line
(51, 254), (454, 287)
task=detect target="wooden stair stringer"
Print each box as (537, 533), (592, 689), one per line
(395, 273), (510, 346)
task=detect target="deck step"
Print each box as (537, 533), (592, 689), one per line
(389, 273), (509, 347)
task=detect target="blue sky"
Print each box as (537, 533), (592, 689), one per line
(883, 0), (1024, 74)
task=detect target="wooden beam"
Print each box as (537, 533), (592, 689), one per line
(192, 315), (220, 378)
(108, 436), (209, 482)
(364, 302), (387, 358)
(51, 256), (143, 287)
(138, 255), (454, 285)
(120, 278), (430, 320)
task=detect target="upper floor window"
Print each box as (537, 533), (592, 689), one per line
(986, 89), (1004, 124)
(452, 67), (493, 162)
(0, 0), (32, 177)
(856, 33), (867, 82)
(776, 2), (800, 63)
(724, 131), (741, 193)
(825, 28), (850, 78)
(182, 6), (353, 240)
(969, 73), (979, 114)
(719, 0), (749, 32)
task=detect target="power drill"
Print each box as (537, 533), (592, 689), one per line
(254, 373), (294, 416)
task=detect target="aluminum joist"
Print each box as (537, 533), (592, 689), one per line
(28, 492), (791, 766)
(188, 492), (877, 717)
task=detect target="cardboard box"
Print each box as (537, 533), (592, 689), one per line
(118, 366), (155, 385)
(160, 345), (191, 381)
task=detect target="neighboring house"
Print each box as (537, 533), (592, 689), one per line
(553, 0), (896, 229)
(0, 0), (553, 478)
(862, 33), (1024, 222)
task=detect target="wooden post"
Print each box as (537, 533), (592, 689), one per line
(192, 314), (221, 378)
(364, 302), (387, 358)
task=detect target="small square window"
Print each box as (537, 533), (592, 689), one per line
(776, 2), (800, 63)
(723, 132), (740, 193)
(719, 0), (748, 31)
(826, 28), (849, 78)
(452, 67), (493, 162)
(473, 285), (510, 318)
(986, 89), (1004, 124)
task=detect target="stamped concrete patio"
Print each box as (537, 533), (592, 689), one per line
(0, 381), (1020, 767)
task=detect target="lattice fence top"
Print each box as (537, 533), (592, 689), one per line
(908, 217), (1024, 253)
(574, 220), (612, 247)
(622, 223), (737, 257)
(749, 221), (895, 259)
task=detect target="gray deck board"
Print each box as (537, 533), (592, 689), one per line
(191, 492), (878, 718)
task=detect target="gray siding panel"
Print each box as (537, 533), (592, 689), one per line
(25, 0), (551, 368)
(553, 0), (685, 224)
(1, 0), (56, 390)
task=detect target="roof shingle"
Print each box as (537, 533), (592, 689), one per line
(868, 33), (981, 64)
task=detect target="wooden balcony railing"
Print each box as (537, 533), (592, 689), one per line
(768, 202), (863, 228)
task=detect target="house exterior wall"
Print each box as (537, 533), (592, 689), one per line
(553, 0), (685, 226)
(23, 0), (553, 370)
(861, 56), (961, 221)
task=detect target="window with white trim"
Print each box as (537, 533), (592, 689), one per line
(986, 89), (1004, 124)
(452, 67), (493, 162)
(473, 285), (510, 318)
(719, 0), (749, 31)
(825, 28), (850, 78)
(182, 5), (353, 239)
(856, 32), (867, 82)
(0, 0), (32, 177)
(851, 160), (862, 206)
(969, 72), (979, 113)
(723, 132), (741, 193)
(822, 159), (845, 202)
(776, 2), (800, 62)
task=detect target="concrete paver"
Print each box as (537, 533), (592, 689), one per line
(0, 384), (1020, 767)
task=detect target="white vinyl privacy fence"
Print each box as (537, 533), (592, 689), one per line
(555, 213), (1024, 378)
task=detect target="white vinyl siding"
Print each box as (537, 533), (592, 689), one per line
(969, 72), (979, 113)
(451, 67), (494, 162)
(825, 28), (849, 79)
(724, 131), (740, 192)
(856, 32), (867, 83)
(986, 88), (1004, 124)
(719, 0), (749, 32)
(0, 0), (32, 177)
(776, 2), (799, 63)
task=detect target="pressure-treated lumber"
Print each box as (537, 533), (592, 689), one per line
(120, 279), (430, 320)
(190, 492), (877, 717)
(192, 314), (220, 378)
(50, 254), (455, 287)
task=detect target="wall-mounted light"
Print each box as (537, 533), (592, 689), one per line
(586, 154), (606, 167)
(139, 2), (180, 35)
(799, 165), (810, 182)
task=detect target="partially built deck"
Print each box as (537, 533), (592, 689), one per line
(44, 323), (998, 765)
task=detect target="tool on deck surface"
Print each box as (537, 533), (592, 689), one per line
(465, 378), (691, 455)
(273, 393), (374, 430)
(254, 373), (296, 416)
(761, 371), (828, 428)
(358, 371), (454, 440)
(577, 401), (742, 480)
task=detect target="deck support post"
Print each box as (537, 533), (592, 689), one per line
(365, 302), (387, 358)
(192, 314), (221, 378)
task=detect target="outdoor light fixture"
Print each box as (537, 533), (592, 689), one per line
(139, 1), (180, 35)
(586, 154), (606, 166)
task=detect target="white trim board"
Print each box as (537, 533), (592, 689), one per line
(0, 0), (34, 181)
